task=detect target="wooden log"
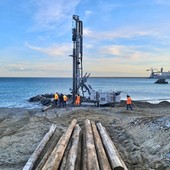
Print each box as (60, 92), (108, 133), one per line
(91, 121), (111, 170)
(42, 105), (52, 112)
(82, 127), (87, 170)
(42, 119), (77, 170)
(65, 124), (81, 170)
(59, 130), (73, 170)
(85, 119), (99, 170)
(22, 124), (56, 170)
(75, 130), (82, 170)
(35, 131), (60, 170)
(97, 123), (128, 170)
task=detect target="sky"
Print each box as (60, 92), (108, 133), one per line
(1, 0), (170, 77)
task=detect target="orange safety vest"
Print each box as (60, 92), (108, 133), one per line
(127, 97), (132, 104)
(75, 95), (80, 105)
(54, 94), (58, 100)
(63, 95), (68, 101)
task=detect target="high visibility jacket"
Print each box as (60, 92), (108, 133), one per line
(54, 94), (58, 100)
(63, 95), (68, 101)
(75, 95), (81, 105)
(127, 97), (132, 104)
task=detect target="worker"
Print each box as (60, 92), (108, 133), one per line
(54, 92), (59, 106)
(59, 93), (64, 107)
(126, 95), (132, 110)
(63, 94), (68, 107)
(75, 94), (81, 106)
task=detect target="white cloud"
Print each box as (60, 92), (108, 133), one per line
(83, 28), (93, 37)
(154, 0), (170, 5)
(84, 44), (169, 66)
(97, 1), (122, 13)
(83, 57), (148, 77)
(85, 10), (92, 16)
(31, 0), (80, 31)
(84, 27), (162, 41)
(25, 42), (72, 57)
(99, 45), (149, 60)
(4, 61), (72, 77)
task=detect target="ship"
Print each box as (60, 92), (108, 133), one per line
(147, 67), (170, 79)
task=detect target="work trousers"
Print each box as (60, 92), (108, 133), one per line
(127, 104), (132, 110)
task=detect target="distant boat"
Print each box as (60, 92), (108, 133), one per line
(147, 67), (170, 79)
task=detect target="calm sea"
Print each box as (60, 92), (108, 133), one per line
(0, 77), (170, 108)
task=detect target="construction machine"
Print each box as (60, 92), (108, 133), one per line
(70, 15), (121, 106)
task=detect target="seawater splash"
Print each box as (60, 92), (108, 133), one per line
(144, 99), (170, 104)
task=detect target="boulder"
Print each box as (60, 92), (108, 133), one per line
(154, 78), (168, 84)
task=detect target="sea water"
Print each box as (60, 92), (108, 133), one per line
(0, 77), (170, 108)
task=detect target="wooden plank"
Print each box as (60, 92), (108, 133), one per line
(97, 123), (128, 170)
(91, 121), (111, 170)
(22, 124), (56, 170)
(42, 119), (77, 170)
(85, 119), (99, 170)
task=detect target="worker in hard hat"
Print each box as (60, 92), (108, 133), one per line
(63, 94), (68, 107)
(54, 92), (59, 106)
(75, 94), (81, 106)
(126, 95), (132, 110)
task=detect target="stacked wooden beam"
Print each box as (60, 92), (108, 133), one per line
(22, 119), (128, 170)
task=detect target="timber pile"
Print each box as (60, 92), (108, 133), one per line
(22, 119), (128, 170)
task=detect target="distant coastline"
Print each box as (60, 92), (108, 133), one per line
(0, 76), (148, 78)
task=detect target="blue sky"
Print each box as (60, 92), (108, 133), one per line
(1, 0), (170, 77)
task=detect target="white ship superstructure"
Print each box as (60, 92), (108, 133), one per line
(147, 68), (170, 79)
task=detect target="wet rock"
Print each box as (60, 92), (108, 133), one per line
(28, 93), (71, 106)
(28, 95), (42, 102)
(124, 140), (137, 152)
(117, 135), (127, 143)
(128, 151), (143, 164)
(42, 93), (54, 98)
(40, 98), (51, 106)
(29, 94), (55, 106)
(154, 78), (168, 84)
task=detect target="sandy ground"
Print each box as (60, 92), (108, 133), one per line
(0, 101), (170, 170)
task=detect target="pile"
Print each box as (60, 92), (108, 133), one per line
(22, 119), (128, 170)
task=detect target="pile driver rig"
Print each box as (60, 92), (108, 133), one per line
(70, 15), (121, 106)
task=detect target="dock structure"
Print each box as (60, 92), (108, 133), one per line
(22, 119), (128, 170)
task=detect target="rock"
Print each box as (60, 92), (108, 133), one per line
(154, 78), (168, 84)
(29, 94), (54, 106)
(42, 93), (54, 98)
(128, 151), (143, 165)
(28, 95), (42, 102)
(40, 98), (51, 106)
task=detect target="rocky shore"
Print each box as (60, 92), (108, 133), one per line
(0, 100), (170, 170)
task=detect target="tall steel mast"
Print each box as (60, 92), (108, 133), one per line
(71, 15), (83, 104)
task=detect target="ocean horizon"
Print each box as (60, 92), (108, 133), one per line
(0, 77), (170, 108)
